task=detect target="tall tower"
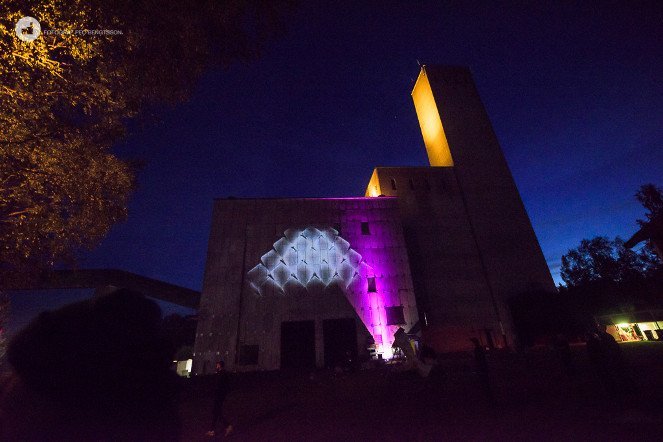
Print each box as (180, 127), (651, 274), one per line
(366, 66), (554, 351)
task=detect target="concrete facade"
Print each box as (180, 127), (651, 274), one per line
(194, 198), (418, 372)
(194, 65), (555, 371)
(365, 167), (507, 350)
(364, 66), (554, 350)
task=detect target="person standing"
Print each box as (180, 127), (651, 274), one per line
(206, 361), (233, 438)
(471, 338), (496, 407)
(553, 334), (575, 377)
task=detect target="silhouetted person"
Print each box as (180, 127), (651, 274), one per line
(586, 328), (630, 406)
(598, 329), (632, 405)
(420, 344), (437, 365)
(553, 334), (574, 377)
(0, 289), (181, 441)
(470, 338), (495, 406)
(206, 360), (233, 438)
(343, 350), (356, 372)
(585, 331), (602, 366)
(598, 330), (622, 362)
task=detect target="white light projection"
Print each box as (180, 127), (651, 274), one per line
(247, 227), (373, 296)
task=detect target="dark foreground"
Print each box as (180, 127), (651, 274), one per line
(0, 342), (663, 442)
(181, 343), (663, 441)
(180, 342), (663, 441)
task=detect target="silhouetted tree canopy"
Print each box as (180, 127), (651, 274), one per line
(561, 184), (662, 287)
(560, 236), (659, 287)
(1, 290), (182, 440)
(162, 313), (197, 358)
(636, 183), (663, 226)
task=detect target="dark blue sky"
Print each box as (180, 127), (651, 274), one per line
(82, 1), (661, 297)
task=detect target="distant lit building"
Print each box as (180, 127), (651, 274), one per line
(597, 310), (663, 342)
(194, 66), (555, 373)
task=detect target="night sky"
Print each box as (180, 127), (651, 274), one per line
(11, 1), (661, 329)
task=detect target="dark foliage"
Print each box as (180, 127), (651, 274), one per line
(560, 236), (659, 287)
(636, 183), (663, 226)
(1, 289), (181, 440)
(1, 0), (297, 272)
(162, 313), (197, 358)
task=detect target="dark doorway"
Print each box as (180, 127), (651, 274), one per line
(323, 318), (358, 368)
(280, 320), (316, 369)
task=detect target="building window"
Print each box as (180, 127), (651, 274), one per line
(409, 178), (415, 190)
(390, 178), (397, 190)
(361, 222), (370, 235)
(385, 306), (406, 325)
(238, 345), (259, 365)
(367, 276), (377, 293)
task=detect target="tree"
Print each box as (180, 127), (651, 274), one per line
(162, 313), (197, 358)
(629, 183), (663, 259)
(636, 183), (663, 226)
(1, 0), (295, 360)
(0, 292), (9, 361)
(1, 0), (296, 149)
(560, 236), (658, 287)
(1, 0), (295, 271)
(1, 139), (135, 270)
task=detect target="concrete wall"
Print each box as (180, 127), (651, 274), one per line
(360, 66), (556, 352)
(422, 67), (556, 341)
(194, 197), (418, 372)
(422, 66), (555, 294)
(366, 167), (507, 351)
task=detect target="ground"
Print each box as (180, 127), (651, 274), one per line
(179, 342), (663, 441)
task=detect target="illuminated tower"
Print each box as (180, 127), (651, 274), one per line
(366, 66), (555, 350)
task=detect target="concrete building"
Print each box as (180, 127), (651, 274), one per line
(194, 66), (555, 373)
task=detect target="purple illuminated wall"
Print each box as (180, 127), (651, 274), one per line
(334, 217), (416, 357)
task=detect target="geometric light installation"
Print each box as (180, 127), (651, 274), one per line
(247, 226), (373, 296)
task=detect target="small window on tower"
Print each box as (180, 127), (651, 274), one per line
(390, 178), (397, 190)
(385, 306), (406, 325)
(367, 276), (377, 293)
(361, 222), (370, 235)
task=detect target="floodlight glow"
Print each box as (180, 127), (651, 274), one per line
(247, 227), (373, 296)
